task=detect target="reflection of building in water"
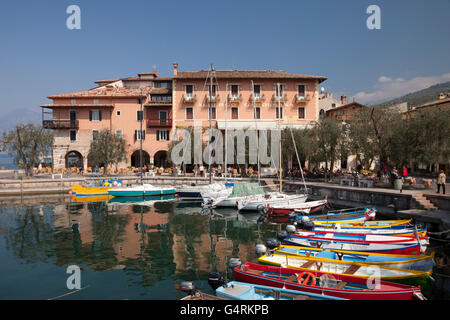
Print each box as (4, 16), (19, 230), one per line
(52, 201), (169, 269)
(170, 216), (256, 275)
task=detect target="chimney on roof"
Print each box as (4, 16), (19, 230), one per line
(341, 95), (347, 105)
(173, 63), (178, 76)
(439, 92), (446, 100)
(153, 69), (158, 77)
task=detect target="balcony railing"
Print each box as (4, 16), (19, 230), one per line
(146, 99), (172, 106)
(228, 94), (242, 103)
(295, 94), (310, 103)
(43, 120), (79, 129)
(271, 94), (287, 103)
(147, 118), (172, 127)
(206, 94), (220, 103)
(250, 93), (265, 103)
(183, 94), (196, 103)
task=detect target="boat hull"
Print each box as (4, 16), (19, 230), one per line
(234, 262), (426, 300)
(269, 245), (435, 272)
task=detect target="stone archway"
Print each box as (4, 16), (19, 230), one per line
(131, 150), (150, 168)
(65, 151), (83, 168)
(154, 150), (169, 168)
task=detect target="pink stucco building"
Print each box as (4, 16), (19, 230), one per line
(42, 63), (326, 170)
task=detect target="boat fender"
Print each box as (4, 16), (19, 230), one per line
(207, 272), (225, 291)
(286, 225), (296, 234)
(297, 272), (316, 286)
(255, 244), (267, 257)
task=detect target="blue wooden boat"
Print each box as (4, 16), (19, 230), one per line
(215, 281), (346, 300)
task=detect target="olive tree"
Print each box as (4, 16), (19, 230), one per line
(1, 123), (53, 176)
(87, 129), (127, 170)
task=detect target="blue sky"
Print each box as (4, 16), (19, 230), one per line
(0, 0), (449, 128)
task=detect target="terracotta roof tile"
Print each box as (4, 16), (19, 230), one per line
(48, 86), (152, 99)
(174, 70), (327, 82)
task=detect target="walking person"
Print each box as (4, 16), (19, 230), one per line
(437, 170), (446, 194)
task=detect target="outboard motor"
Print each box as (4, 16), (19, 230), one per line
(208, 272), (225, 291)
(286, 225), (296, 235)
(288, 212), (298, 224)
(228, 258), (242, 271)
(255, 244), (267, 257)
(277, 230), (289, 241)
(180, 281), (196, 296)
(300, 216), (315, 230)
(266, 238), (280, 255)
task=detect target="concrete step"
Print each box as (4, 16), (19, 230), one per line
(412, 194), (438, 211)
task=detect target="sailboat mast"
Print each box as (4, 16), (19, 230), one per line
(251, 80), (260, 183)
(277, 83), (282, 193)
(140, 87), (144, 185)
(208, 64), (213, 184)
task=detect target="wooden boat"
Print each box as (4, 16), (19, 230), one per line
(215, 281), (346, 300)
(72, 184), (123, 196)
(233, 262), (427, 300)
(238, 193), (308, 211)
(267, 207), (371, 224)
(107, 184), (176, 197)
(282, 232), (423, 255)
(312, 225), (427, 238)
(287, 230), (428, 251)
(314, 219), (413, 229)
(267, 245), (435, 272)
(71, 195), (113, 203)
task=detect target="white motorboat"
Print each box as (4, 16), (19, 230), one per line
(237, 193), (308, 211)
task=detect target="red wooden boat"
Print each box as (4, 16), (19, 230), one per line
(233, 262), (425, 300)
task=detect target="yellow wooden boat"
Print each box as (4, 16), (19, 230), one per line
(71, 195), (113, 203)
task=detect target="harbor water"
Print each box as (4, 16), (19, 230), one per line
(0, 196), (449, 300)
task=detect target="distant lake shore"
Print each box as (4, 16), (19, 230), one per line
(0, 153), (17, 169)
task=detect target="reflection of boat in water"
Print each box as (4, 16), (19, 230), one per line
(108, 184), (176, 197)
(108, 194), (176, 205)
(71, 195), (113, 203)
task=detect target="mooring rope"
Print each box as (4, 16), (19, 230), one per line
(47, 285), (90, 300)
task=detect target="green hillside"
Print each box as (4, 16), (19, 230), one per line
(371, 81), (450, 107)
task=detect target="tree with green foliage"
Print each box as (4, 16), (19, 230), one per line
(87, 129), (127, 170)
(1, 123), (53, 176)
(311, 117), (346, 180)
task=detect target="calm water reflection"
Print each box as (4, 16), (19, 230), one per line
(0, 196), (449, 300)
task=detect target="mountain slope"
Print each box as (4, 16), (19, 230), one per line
(372, 81), (450, 107)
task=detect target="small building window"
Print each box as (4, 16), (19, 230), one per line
(231, 85), (239, 97)
(137, 110), (144, 121)
(254, 107), (261, 119)
(156, 130), (170, 141)
(93, 99), (99, 105)
(70, 99), (76, 105)
(89, 110), (102, 122)
(116, 110), (121, 116)
(186, 107), (193, 120)
(69, 130), (77, 142)
(298, 107), (305, 119)
(231, 107), (239, 119)
(210, 107), (216, 119)
(92, 130), (99, 140)
(115, 130), (123, 138)
(276, 107), (283, 120)
(134, 130), (145, 141)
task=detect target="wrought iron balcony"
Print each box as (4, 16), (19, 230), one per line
(206, 94), (220, 103)
(271, 94), (287, 104)
(182, 94), (196, 103)
(295, 94), (310, 103)
(250, 93), (265, 103)
(147, 118), (172, 127)
(228, 94), (242, 103)
(43, 120), (79, 129)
